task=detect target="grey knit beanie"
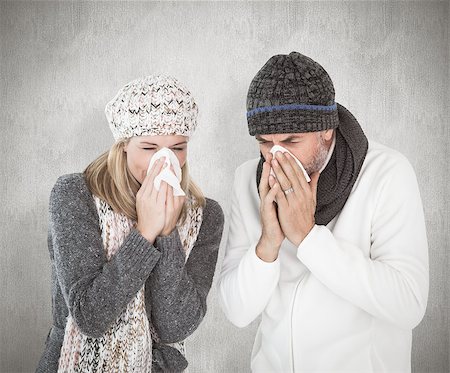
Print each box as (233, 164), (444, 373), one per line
(247, 52), (339, 135)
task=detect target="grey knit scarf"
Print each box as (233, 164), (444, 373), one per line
(256, 103), (368, 226)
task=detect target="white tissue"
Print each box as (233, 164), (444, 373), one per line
(269, 145), (311, 183)
(147, 147), (186, 196)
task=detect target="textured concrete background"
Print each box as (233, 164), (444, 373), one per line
(0, 1), (448, 372)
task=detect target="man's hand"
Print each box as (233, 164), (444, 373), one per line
(270, 151), (319, 247)
(256, 152), (285, 262)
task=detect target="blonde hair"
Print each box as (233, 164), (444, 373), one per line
(83, 139), (205, 224)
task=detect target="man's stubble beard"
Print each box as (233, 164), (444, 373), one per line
(304, 133), (329, 175)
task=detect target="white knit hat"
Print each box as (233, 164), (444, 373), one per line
(105, 75), (198, 141)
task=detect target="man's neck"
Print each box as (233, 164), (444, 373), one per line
(319, 131), (336, 174)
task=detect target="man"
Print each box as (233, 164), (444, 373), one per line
(218, 52), (428, 372)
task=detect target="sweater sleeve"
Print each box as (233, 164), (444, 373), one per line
(50, 174), (161, 338)
(218, 166), (281, 328)
(147, 198), (224, 343)
(297, 156), (429, 330)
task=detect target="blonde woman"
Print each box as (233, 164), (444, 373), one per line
(36, 76), (224, 372)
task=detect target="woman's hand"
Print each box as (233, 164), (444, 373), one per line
(136, 158), (167, 244)
(160, 184), (186, 236)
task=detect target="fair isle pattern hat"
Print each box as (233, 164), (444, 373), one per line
(247, 52), (339, 135)
(105, 75), (198, 141)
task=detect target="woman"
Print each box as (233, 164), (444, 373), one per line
(36, 75), (224, 372)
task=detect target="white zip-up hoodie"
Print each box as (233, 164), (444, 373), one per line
(218, 140), (428, 372)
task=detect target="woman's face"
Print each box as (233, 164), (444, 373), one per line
(123, 134), (189, 184)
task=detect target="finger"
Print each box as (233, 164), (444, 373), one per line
(149, 181), (158, 202)
(174, 195), (185, 213)
(283, 152), (308, 191)
(309, 172), (320, 203)
(265, 182), (280, 205)
(157, 180), (168, 207)
(164, 185), (174, 228)
(166, 184), (174, 211)
(271, 154), (291, 191)
(265, 152), (273, 163)
(148, 157), (164, 180)
(275, 152), (303, 195)
(139, 158), (160, 194)
(272, 181), (288, 209)
(259, 160), (271, 200)
(141, 157), (165, 195)
(284, 152), (309, 192)
(268, 174), (276, 189)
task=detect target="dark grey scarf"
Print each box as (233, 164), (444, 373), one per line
(256, 104), (368, 226)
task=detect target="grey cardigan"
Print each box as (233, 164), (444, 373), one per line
(36, 173), (224, 372)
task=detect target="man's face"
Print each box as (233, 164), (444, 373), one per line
(256, 129), (334, 175)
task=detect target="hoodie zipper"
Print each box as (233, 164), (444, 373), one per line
(290, 276), (306, 372)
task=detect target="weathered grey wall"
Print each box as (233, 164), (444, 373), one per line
(1, 1), (448, 372)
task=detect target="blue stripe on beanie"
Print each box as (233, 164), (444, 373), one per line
(247, 103), (337, 118)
